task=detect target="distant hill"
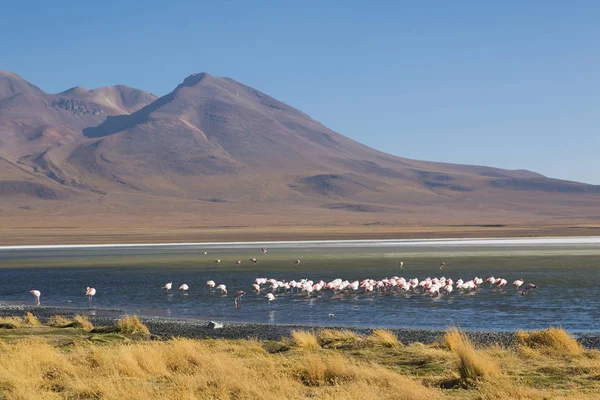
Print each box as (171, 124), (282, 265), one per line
(0, 69), (598, 228)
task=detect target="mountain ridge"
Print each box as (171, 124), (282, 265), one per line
(0, 70), (598, 226)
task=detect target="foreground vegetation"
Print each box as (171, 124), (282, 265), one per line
(0, 315), (598, 399)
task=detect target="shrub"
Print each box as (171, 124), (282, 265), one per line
(516, 327), (583, 357)
(115, 315), (150, 335)
(367, 329), (401, 348)
(291, 330), (320, 350)
(444, 327), (499, 384)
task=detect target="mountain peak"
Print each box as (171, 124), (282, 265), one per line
(59, 86), (89, 96)
(181, 72), (215, 87)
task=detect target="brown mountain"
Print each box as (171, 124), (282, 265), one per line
(0, 70), (598, 232)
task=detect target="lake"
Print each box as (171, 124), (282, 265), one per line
(0, 237), (599, 331)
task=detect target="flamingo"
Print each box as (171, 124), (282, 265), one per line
(216, 284), (227, 295)
(250, 258), (258, 263)
(162, 282), (173, 292)
(262, 248), (268, 253)
(521, 284), (537, 296)
(215, 259), (221, 264)
(399, 261), (404, 269)
(294, 260), (301, 265)
(485, 277), (496, 287)
(204, 251), (208, 255)
(30, 290), (41, 306)
(265, 293), (275, 304)
(440, 262), (446, 270)
(234, 290), (246, 307)
(513, 279), (524, 290)
(236, 260), (242, 265)
(252, 283), (261, 292)
(179, 284), (189, 294)
(206, 280), (216, 288)
(85, 287), (96, 304)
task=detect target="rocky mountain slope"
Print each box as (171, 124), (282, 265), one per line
(0, 69), (598, 227)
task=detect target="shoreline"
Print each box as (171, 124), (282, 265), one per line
(1, 235), (599, 251)
(3, 305), (600, 349)
(1, 224), (599, 246)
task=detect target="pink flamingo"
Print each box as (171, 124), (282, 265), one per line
(30, 290), (41, 306)
(216, 284), (227, 295)
(513, 279), (524, 290)
(250, 258), (258, 263)
(440, 262), (445, 270)
(162, 282), (172, 293)
(206, 280), (216, 288)
(294, 260), (301, 265)
(399, 261), (404, 269)
(85, 287), (96, 304)
(234, 290), (246, 307)
(236, 260), (242, 265)
(265, 293), (275, 304)
(179, 284), (189, 294)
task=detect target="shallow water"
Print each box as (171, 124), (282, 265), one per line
(1, 239), (599, 331)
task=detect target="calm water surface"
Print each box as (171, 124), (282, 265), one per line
(0, 239), (599, 332)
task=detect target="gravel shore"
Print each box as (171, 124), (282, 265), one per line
(3, 304), (599, 349)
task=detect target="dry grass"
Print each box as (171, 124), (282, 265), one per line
(0, 313), (42, 329)
(291, 330), (320, 350)
(0, 316), (23, 329)
(516, 327), (584, 357)
(0, 336), (441, 400)
(444, 327), (499, 384)
(367, 329), (401, 348)
(71, 315), (94, 331)
(0, 321), (597, 399)
(23, 312), (41, 327)
(48, 315), (72, 327)
(47, 314), (94, 331)
(318, 329), (360, 349)
(115, 315), (150, 335)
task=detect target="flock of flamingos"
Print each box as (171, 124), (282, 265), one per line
(28, 247), (538, 307)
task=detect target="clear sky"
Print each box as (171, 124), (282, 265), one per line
(2, 1), (598, 183)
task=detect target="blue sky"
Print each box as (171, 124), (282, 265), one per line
(2, 1), (598, 183)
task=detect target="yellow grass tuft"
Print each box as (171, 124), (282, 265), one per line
(318, 329), (359, 349)
(48, 315), (72, 328)
(115, 315), (150, 335)
(291, 330), (321, 350)
(23, 312), (41, 327)
(445, 327), (499, 384)
(367, 329), (401, 348)
(71, 315), (94, 331)
(0, 316), (23, 329)
(516, 327), (583, 357)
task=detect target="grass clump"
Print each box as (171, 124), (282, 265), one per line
(291, 330), (320, 350)
(0, 316), (23, 329)
(70, 315), (94, 331)
(367, 329), (401, 348)
(48, 315), (72, 328)
(444, 327), (499, 385)
(23, 312), (41, 327)
(115, 315), (150, 335)
(516, 327), (583, 357)
(47, 315), (94, 331)
(318, 329), (359, 349)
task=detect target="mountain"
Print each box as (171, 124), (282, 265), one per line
(0, 70), (598, 230)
